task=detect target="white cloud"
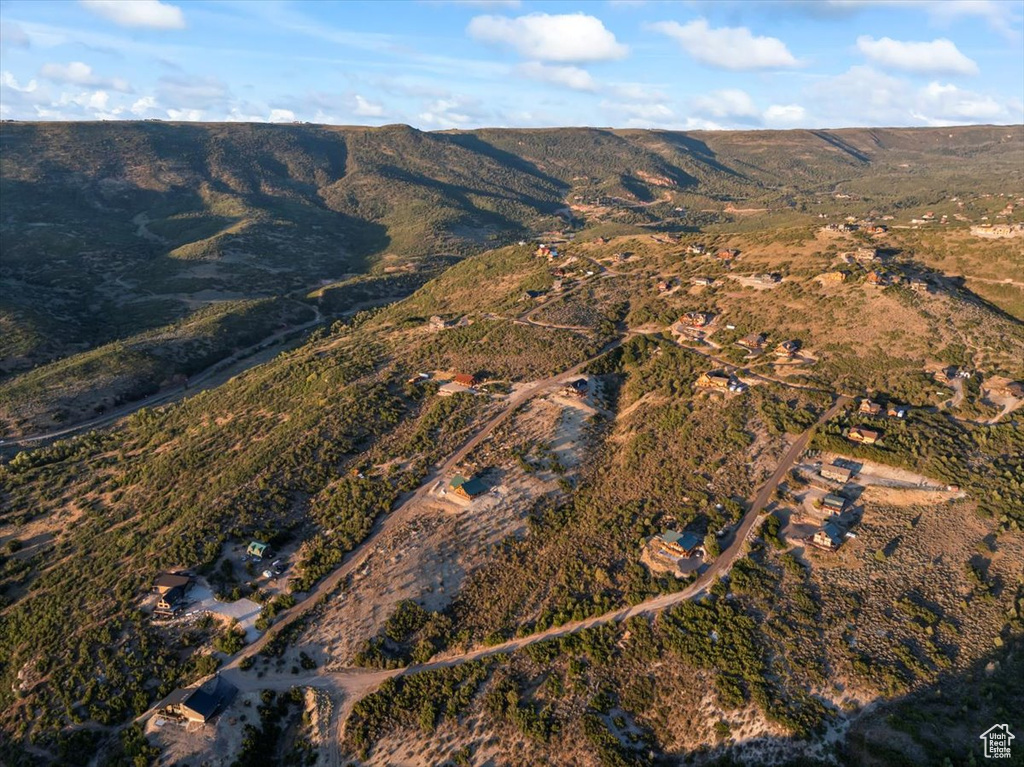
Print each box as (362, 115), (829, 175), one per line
(650, 19), (799, 70)
(856, 36), (979, 76)
(810, 65), (1021, 126)
(608, 82), (668, 103)
(268, 108), (296, 122)
(418, 96), (485, 128)
(39, 61), (132, 92)
(517, 61), (597, 91)
(130, 96), (158, 115)
(467, 13), (628, 63)
(1, 71), (38, 93)
(823, 1), (1021, 37)
(692, 89), (761, 121)
(80, 0), (186, 30)
(156, 74), (229, 110)
(764, 104), (807, 125)
(166, 108), (203, 121)
(353, 95), (385, 116)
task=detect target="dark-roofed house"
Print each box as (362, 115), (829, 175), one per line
(450, 475), (488, 500)
(848, 426), (881, 445)
(822, 494), (847, 513)
(650, 530), (703, 559)
(562, 379), (588, 398)
(811, 520), (845, 551)
(155, 584), (189, 617)
(820, 464), (853, 483)
(737, 333), (767, 351)
(159, 676), (236, 725)
(154, 573), (192, 595)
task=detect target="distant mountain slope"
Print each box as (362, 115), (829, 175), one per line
(1, 122), (1020, 379)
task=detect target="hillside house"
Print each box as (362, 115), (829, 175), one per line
(756, 272), (781, 284)
(998, 381), (1024, 398)
(562, 378), (589, 399)
(854, 247), (878, 261)
(247, 541), (269, 560)
(692, 276), (715, 286)
(687, 244), (706, 255)
(908, 277), (930, 293)
(859, 399), (883, 416)
(656, 279), (671, 293)
(697, 371), (732, 390)
(737, 333), (767, 351)
(158, 677), (235, 725)
(450, 475), (488, 500)
(155, 585), (188, 617)
(887, 404), (908, 418)
(821, 464), (853, 483)
(682, 311), (714, 328)
(848, 426), (880, 445)
(429, 315), (454, 331)
(822, 494), (847, 514)
(650, 530), (703, 560)
(774, 340), (800, 357)
(811, 520), (845, 551)
(154, 573), (192, 595)
(717, 248), (740, 261)
(865, 225), (888, 234)
(453, 373), (479, 388)
(865, 271), (889, 286)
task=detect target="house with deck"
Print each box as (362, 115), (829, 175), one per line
(649, 530), (703, 560)
(820, 464), (853, 483)
(848, 426), (881, 445)
(450, 475), (488, 500)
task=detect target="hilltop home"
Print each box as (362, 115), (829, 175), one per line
(859, 399), (883, 416)
(717, 248), (740, 261)
(811, 520), (845, 551)
(650, 530), (703, 559)
(453, 373), (478, 388)
(821, 464), (853, 483)
(562, 378), (589, 399)
(246, 541), (269, 560)
(682, 311), (714, 328)
(450, 475), (488, 500)
(848, 426), (880, 445)
(737, 333), (766, 351)
(774, 340), (800, 357)
(697, 371), (732, 390)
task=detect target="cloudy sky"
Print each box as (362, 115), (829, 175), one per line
(1, 0), (1022, 129)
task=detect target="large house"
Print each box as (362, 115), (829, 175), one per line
(453, 373), (479, 388)
(737, 333), (767, 351)
(717, 248), (740, 261)
(450, 475), (488, 500)
(822, 494), (847, 514)
(848, 426), (881, 445)
(562, 379), (589, 399)
(820, 464), (853, 483)
(158, 677), (235, 725)
(650, 530), (703, 560)
(811, 520), (845, 551)
(774, 340), (800, 357)
(859, 399), (883, 416)
(697, 371), (732, 390)
(682, 311), (714, 328)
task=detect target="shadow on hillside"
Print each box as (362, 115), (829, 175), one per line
(651, 132), (748, 180)
(442, 133), (568, 200)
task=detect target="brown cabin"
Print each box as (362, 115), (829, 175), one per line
(453, 373), (478, 388)
(848, 426), (881, 445)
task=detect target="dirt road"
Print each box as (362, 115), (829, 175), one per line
(208, 395), (849, 757)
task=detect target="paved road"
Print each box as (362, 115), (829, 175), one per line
(5, 304), (324, 448)
(206, 395), (849, 757)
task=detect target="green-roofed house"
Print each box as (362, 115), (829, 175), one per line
(247, 541), (269, 560)
(651, 530), (704, 559)
(450, 475), (488, 500)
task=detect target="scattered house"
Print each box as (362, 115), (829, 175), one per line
(535, 244), (560, 258)
(682, 311), (714, 328)
(450, 475), (488, 500)
(246, 541), (269, 560)
(717, 248), (740, 261)
(922, 211), (935, 220)
(562, 378), (589, 399)
(819, 270), (847, 283)
(853, 247), (878, 262)
(865, 270), (890, 286)
(154, 573), (192, 596)
(774, 340), (800, 358)
(859, 399), (883, 416)
(908, 277), (930, 293)
(755, 272), (781, 285)
(656, 279), (671, 293)
(848, 426), (881, 445)
(696, 371), (732, 390)
(821, 494), (847, 514)
(429, 315), (450, 331)
(865, 224), (888, 234)
(158, 677), (236, 725)
(821, 464), (853, 483)
(970, 223), (1024, 238)
(811, 520), (845, 551)
(886, 404), (908, 419)
(687, 244), (707, 255)
(453, 373), (479, 388)
(650, 530), (703, 560)
(692, 276), (715, 286)
(155, 585), (189, 617)
(999, 380), (1024, 398)
(823, 223), (855, 233)
(612, 252), (628, 263)
(737, 333), (767, 352)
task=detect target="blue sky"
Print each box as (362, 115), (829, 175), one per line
(1, 0), (1021, 129)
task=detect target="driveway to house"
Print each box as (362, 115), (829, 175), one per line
(188, 585), (263, 643)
